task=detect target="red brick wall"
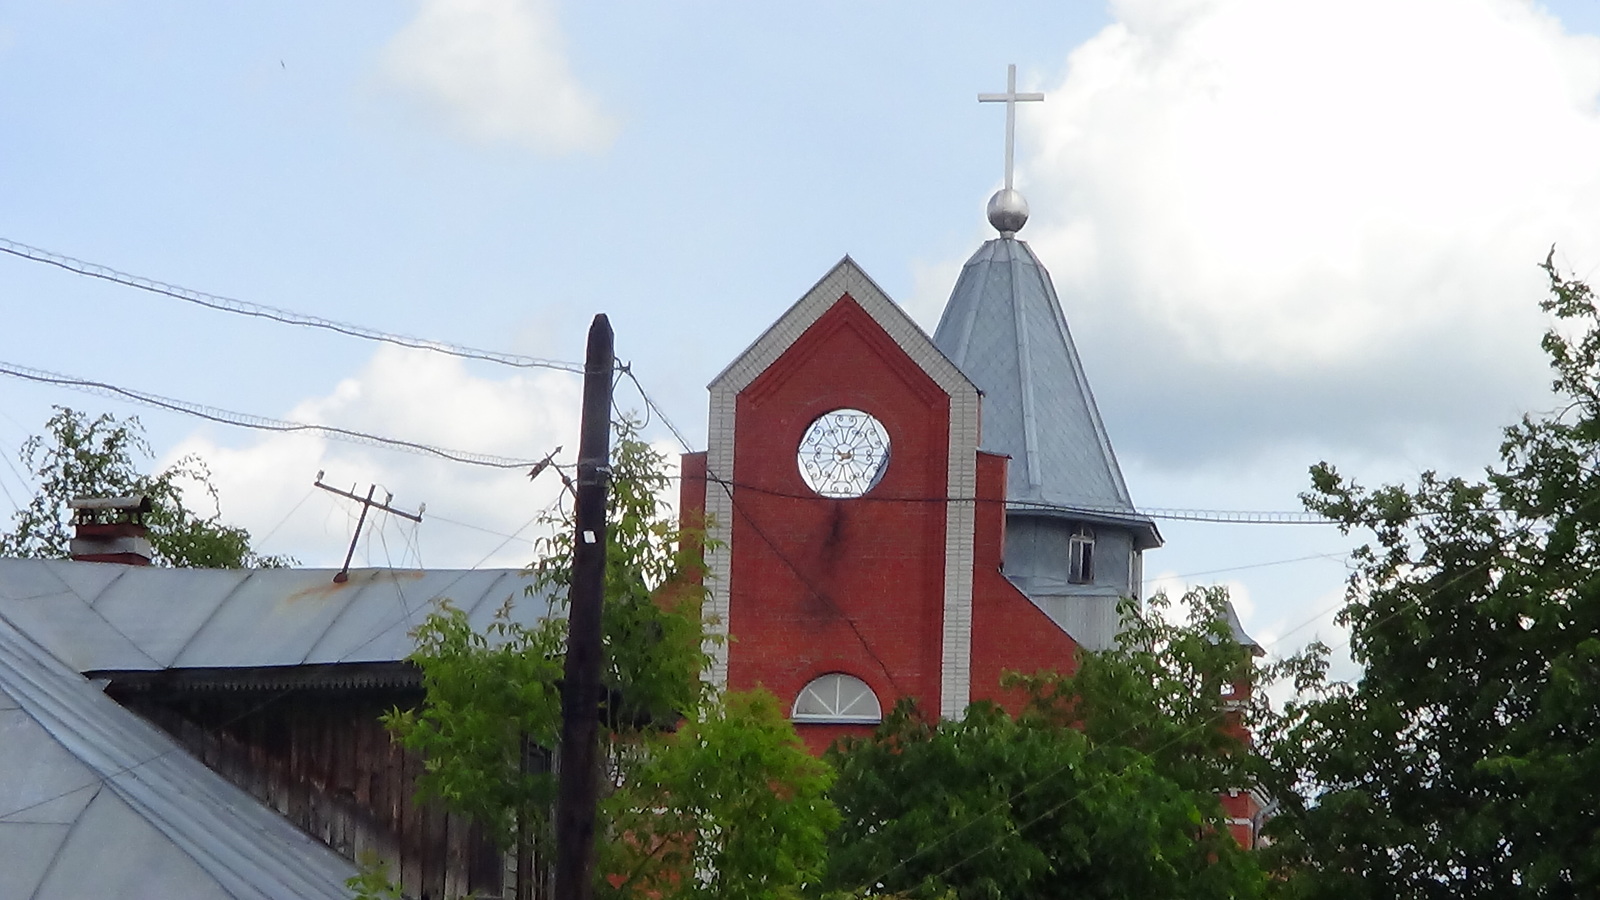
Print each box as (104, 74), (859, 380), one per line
(682, 297), (1088, 755)
(968, 450), (1082, 712)
(723, 296), (952, 731)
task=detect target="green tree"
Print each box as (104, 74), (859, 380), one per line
(600, 689), (837, 900)
(0, 406), (289, 567)
(387, 417), (836, 899)
(1265, 256), (1600, 896)
(823, 586), (1274, 900)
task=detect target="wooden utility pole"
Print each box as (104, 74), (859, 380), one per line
(553, 314), (614, 900)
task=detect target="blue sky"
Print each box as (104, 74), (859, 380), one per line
(4, 0), (1600, 674)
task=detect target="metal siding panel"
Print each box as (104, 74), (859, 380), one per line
(42, 559), (127, 606)
(0, 559), (75, 602)
(169, 569), (359, 668)
(0, 618), (360, 899)
(89, 567), (247, 668)
(0, 821), (72, 899)
(0, 707), (99, 825)
(459, 571), (551, 636)
(31, 789), (233, 900)
(0, 588), (158, 673)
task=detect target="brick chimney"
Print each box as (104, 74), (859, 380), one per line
(68, 495), (154, 565)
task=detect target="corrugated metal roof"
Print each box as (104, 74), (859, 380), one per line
(932, 237), (1160, 549)
(0, 612), (359, 899)
(0, 558), (555, 673)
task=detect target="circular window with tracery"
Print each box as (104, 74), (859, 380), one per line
(791, 672), (882, 724)
(796, 409), (891, 499)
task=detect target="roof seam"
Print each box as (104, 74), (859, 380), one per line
(23, 783), (101, 900)
(163, 569), (251, 669)
(1009, 241), (1043, 489)
(301, 570), (375, 665)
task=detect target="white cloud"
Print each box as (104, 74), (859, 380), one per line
(380, 0), (618, 155)
(165, 346), (584, 569)
(1007, 0), (1600, 468)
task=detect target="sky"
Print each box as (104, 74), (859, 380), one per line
(3, 0), (1600, 680)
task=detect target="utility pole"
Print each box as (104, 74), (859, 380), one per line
(312, 474), (423, 583)
(553, 314), (614, 900)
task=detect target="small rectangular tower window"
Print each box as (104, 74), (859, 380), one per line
(1068, 526), (1095, 584)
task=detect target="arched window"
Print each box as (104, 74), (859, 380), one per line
(791, 673), (882, 724)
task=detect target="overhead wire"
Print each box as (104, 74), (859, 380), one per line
(1144, 551), (1351, 587)
(615, 366), (908, 694)
(3, 235), (1354, 524)
(0, 360), (545, 470)
(254, 485), (315, 551)
(0, 237), (584, 374)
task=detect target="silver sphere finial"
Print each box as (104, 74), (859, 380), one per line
(987, 188), (1029, 237)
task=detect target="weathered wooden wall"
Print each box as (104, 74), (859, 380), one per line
(114, 686), (507, 900)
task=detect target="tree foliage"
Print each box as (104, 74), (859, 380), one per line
(599, 689), (837, 900)
(1265, 256), (1600, 896)
(388, 416), (836, 898)
(0, 406), (289, 567)
(824, 586), (1275, 900)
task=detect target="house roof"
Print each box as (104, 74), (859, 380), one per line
(0, 612), (361, 899)
(0, 558), (550, 674)
(0, 557), (557, 898)
(932, 237), (1160, 549)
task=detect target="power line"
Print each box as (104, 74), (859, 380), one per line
(0, 234), (1354, 526)
(692, 473), (1336, 525)
(1145, 551), (1350, 586)
(0, 360), (547, 470)
(618, 367), (1337, 525)
(0, 237), (584, 374)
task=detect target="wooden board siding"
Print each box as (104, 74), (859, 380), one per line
(111, 686), (506, 900)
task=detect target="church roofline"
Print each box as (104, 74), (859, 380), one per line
(708, 255), (976, 399)
(934, 236), (1146, 521)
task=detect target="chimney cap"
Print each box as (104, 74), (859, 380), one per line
(68, 495), (152, 514)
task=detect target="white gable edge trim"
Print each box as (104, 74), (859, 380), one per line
(702, 257), (979, 718)
(709, 257), (977, 398)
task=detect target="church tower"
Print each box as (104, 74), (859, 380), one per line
(931, 67), (1159, 650)
(678, 66), (1159, 751)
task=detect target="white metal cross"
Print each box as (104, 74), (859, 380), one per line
(978, 64), (1044, 191)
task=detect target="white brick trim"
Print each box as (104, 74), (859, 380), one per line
(703, 383), (737, 689)
(941, 390), (979, 719)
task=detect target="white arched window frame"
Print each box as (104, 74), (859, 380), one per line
(791, 673), (883, 724)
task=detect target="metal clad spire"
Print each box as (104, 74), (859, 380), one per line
(979, 64), (1044, 237)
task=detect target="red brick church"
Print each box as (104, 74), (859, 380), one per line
(677, 177), (1165, 725)
(675, 73), (1265, 844)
